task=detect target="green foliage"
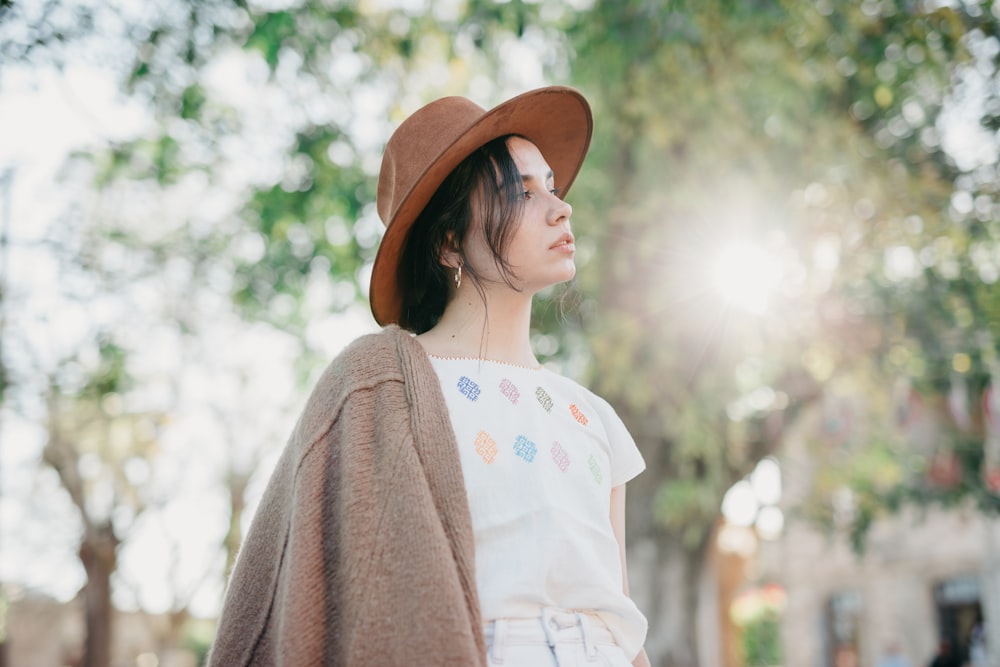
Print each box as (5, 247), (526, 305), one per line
(733, 583), (787, 666)
(553, 0), (1000, 570)
(793, 392), (1000, 554)
(232, 127), (375, 332)
(798, 429), (914, 551)
(565, 0), (843, 540)
(87, 337), (130, 397)
(653, 478), (720, 547)
(742, 611), (783, 667)
(245, 10), (296, 67)
(180, 84), (206, 120)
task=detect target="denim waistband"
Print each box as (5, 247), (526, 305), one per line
(484, 608), (617, 661)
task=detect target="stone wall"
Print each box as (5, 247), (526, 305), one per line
(757, 504), (995, 667)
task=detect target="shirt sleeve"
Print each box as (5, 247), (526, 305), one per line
(588, 391), (646, 487)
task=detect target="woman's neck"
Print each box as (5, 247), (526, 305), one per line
(416, 284), (536, 367)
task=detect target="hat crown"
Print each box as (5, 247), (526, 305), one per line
(377, 97), (487, 226)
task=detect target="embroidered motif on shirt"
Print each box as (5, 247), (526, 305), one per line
(587, 454), (603, 484)
(513, 435), (538, 462)
(535, 386), (554, 413)
(474, 430), (498, 464)
(551, 441), (570, 472)
(457, 376), (481, 402)
(569, 404), (589, 425)
(499, 378), (520, 404)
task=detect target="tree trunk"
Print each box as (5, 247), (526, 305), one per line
(630, 526), (713, 667)
(79, 523), (117, 667)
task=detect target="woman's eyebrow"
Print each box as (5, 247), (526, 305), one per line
(520, 170), (555, 184)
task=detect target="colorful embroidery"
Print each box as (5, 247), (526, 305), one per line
(474, 430), (498, 464)
(457, 376), (481, 401)
(499, 378), (520, 404)
(535, 386), (554, 413)
(513, 435), (538, 462)
(569, 404), (589, 425)
(551, 441), (570, 472)
(587, 454), (603, 483)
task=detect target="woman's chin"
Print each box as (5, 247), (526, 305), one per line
(532, 268), (578, 294)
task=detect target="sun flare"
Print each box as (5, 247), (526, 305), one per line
(711, 242), (782, 315)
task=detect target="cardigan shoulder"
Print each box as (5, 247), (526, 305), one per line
(290, 325), (427, 455)
(325, 325), (413, 382)
(313, 324), (419, 401)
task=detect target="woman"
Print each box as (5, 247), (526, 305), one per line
(209, 86), (650, 666)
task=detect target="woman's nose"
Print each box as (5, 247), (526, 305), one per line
(548, 195), (572, 225)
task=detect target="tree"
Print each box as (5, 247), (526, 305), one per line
(41, 342), (162, 667)
(0, 38), (306, 661)
(758, 0), (1000, 544)
(560, 1), (999, 663)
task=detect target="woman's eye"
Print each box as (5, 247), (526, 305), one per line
(521, 187), (561, 201)
(522, 188), (561, 200)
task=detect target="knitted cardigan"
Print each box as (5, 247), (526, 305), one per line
(208, 326), (487, 666)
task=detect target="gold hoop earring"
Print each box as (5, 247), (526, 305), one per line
(454, 264), (462, 289)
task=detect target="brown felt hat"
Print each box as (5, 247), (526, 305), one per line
(370, 85), (593, 326)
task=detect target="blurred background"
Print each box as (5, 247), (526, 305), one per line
(2, 0), (1000, 665)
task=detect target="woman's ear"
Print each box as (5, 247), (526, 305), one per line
(440, 232), (462, 270)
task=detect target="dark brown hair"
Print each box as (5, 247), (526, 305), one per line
(397, 135), (525, 334)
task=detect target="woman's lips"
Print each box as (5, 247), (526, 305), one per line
(550, 234), (575, 252)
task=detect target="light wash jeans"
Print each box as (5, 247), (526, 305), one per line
(484, 608), (632, 667)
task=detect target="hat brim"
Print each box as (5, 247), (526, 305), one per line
(369, 86), (593, 327)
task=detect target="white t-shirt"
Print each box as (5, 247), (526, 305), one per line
(428, 355), (648, 658)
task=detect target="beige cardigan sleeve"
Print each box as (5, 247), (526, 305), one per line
(208, 328), (486, 666)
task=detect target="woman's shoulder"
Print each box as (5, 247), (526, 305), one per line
(542, 369), (644, 481)
(543, 369), (634, 432)
(542, 367), (612, 408)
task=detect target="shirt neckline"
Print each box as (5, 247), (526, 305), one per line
(427, 353), (543, 372)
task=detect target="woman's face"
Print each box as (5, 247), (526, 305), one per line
(464, 136), (576, 295)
